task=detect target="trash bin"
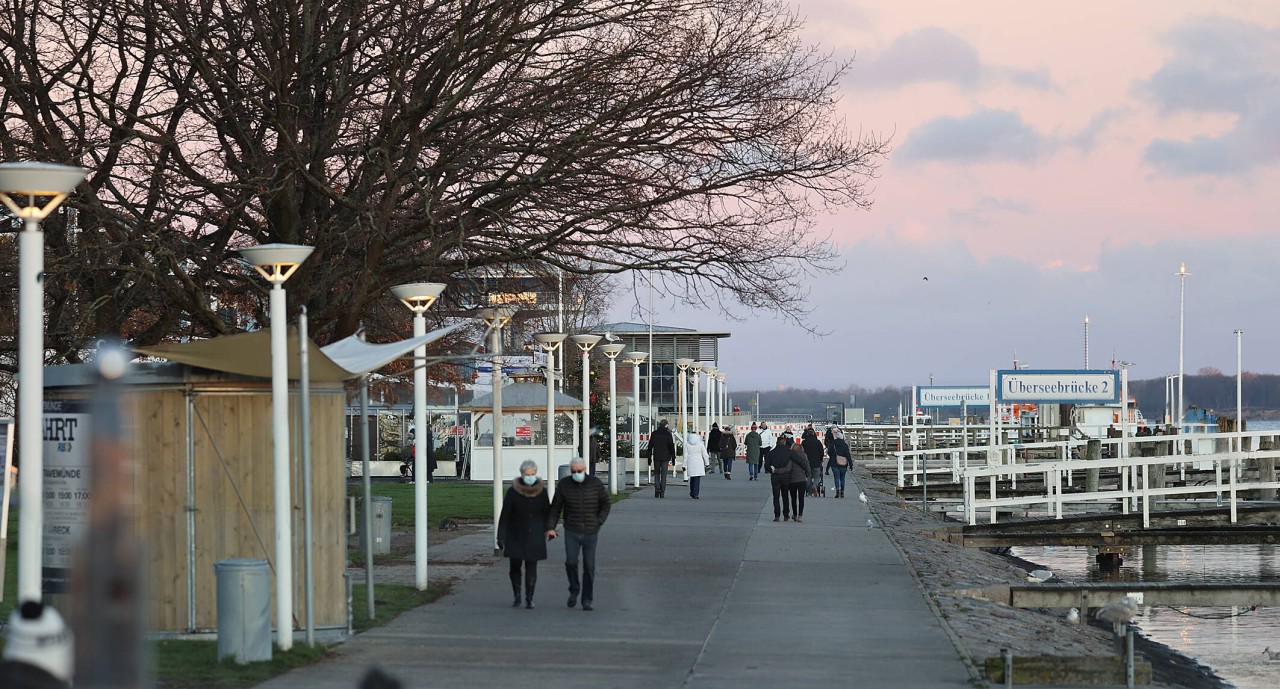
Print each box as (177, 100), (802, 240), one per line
(358, 495), (393, 554)
(214, 558), (271, 664)
(558, 464), (571, 480)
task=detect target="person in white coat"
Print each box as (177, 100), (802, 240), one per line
(685, 432), (708, 499)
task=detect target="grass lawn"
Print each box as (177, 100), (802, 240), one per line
(347, 481), (494, 529)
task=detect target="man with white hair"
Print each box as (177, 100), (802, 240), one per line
(545, 456), (611, 611)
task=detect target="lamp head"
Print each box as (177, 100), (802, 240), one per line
(478, 305), (516, 328)
(674, 357), (693, 371)
(239, 243), (314, 284)
(533, 332), (568, 351)
(599, 343), (627, 359)
(690, 362), (703, 373)
(0, 162), (89, 220)
(569, 333), (602, 352)
(390, 282), (446, 313)
(625, 351), (649, 364)
(717, 373), (726, 382)
(703, 366), (718, 376)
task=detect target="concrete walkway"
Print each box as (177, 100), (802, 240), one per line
(257, 470), (973, 688)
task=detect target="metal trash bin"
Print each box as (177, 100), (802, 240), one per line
(359, 495), (393, 554)
(558, 464), (571, 479)
(214, 558), (271, 664)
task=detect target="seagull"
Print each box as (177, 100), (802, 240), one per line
(1027, 569), (1053, 582)
(866, 518), (876, 530)
(1066, 608), (1080, 625)
(859, 491), (868, 505)
(1264, 647), (1280, 660)
(603, 331), (619, 342)
(1095, 596), (1140, 636)
(922, 277), (929, 281)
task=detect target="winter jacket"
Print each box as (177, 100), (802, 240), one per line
(719, 433), (737, 460)
(787, 447), (811, 484)
(764, 442), (793, 484)
(830, 438), (852, 467)
(801, 434), (825, 472)
(744, 431), (763, 464)
(707, 427), (722, 453)
(650, 425), (677, 464)
(498, 478), (550, 561)
(547, 474), (611, 535)
(685, 434), (708, 478)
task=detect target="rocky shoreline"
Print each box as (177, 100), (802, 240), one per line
(851, 465), (1230, 688)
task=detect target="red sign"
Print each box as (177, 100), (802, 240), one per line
(515, 426), (532, 438)
(449, 425), (467, 437)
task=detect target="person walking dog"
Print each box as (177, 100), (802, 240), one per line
(546, 457), (611, 611)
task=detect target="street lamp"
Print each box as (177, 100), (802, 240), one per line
(625, 351), (649, 488)
(480, 306), (516, 553)
(390, 282), (446, 592)
(533, 332), (567, 500)
(0, 162), (88, 606)
(239, 242), (314, 651)
(1234, 329), (1244, 453)
(704, 367), (717, 440)
(675, 358), (693, 439)
(717, 373), (726, 427)
(600, 343), (627, 494)
(570, 334), (602, 472)
(690, 361), (703, 437)
(1175, 262), (1191, 449)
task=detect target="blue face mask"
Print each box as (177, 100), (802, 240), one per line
(521, 475), (538, 486)
(571, 471), (586, 483)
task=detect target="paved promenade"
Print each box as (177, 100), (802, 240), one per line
(257, 470), (973, 689)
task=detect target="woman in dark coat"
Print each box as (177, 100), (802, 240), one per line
(498, 460), (551, 608)
(787, 441), (811, 521)
(801, 428), (825, 495)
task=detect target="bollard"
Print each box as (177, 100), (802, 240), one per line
(1125, 625), (1135, 689)
(1085, 439), (1101, 493)
(1001, 647), (1013, 689)
(358, 495), (393, 555)
(214, 559), (271, 664)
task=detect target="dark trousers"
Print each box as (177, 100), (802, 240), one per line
(509, 558), (537, 598)
(654, 461), (669, 496)
(788, 482), (807, 516)
(771, 478), (789, 517)
(748, 462), (760, 479)
(689, 475), (701, 497)
(723, 457), (734, 474)
(564, 529), (599, 604)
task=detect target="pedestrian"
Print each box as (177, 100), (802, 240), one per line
(545, 457), (611, 611)
(828, 427), (852, 498)
(744, 423), (763, 480)
(425, 425), (437, 482)
(758, 422), (777, 451)
(787, 439), (811, 521)
(497, 460), (550, 608)
(719, 426), (737, 480)
(764, 437), (795, 521)
(801, 427), (825, 496)
(685, 431), (708, 498)
(706, 422), (722, 474)
(649, 419), (676, 498)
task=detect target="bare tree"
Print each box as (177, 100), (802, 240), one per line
(0, 0), (885, 367)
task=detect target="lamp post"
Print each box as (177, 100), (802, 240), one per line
(704, 367), (717, 438)
(0, 162), (88, 605)
(717, 373), (726, 426)
(570, 335), (602, 471)
(390, 282), (446, 592)
(690, 362), (703, 437)
(675, 358), (692, 444)
(481, 306), (516, 553)
(1235, 329), (1244, 453)
(600, 343), (627, 494)
(1176, 262), (1191, 450)
(1083, 315), (1090, 368)
(626, 352), (649, 488)
(534, 333), (567, 499)
(239, 242), (314, 651)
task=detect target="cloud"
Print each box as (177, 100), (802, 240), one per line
(848, 27), (1054, 92)
(896, 108), (1050, 164)
(949, 196), (1034, 228)
(1069, 109), (1127, 152)
(1136, 16), (1280, 176)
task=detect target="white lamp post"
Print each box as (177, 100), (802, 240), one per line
(390, 282), (446, 592)
(717, 373), (726, 426)
(690, 362), (703, 437)
(704, 367), (717, 438)
(626, 351), (649, 488)
(1235, 329), (1244, 454)
(239, 242), (314, 651)
(1175, 262), (1191, 449)
(599, 343), (627, 494)
(1083, 315), (1090, 369)
(481, 306), (516, 552)
(570, 335), (602, 471)
(675, 358), (692, 442)
(0, 162), (88, 605)
(534, 332), (567, 500)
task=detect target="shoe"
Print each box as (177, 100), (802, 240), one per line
(582, 603), (594, 611)
(568, 593), (578, 608)
(512, 595), (521, 608)
(726, 474), (732, 480)
(795, 515), (803, 523)
(526, 600), (535, 609)
(773, 516), (780, 522)
(784, 515), (791, 521)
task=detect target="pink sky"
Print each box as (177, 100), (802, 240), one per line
(611, 2), (1280, 392)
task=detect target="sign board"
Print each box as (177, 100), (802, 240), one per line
(43, 398), (91, 594)
(918, 386), (991, 407)
(996, 369), (1120, 404)
(450, 425), (468, 437)
(515, 426), (532, 439)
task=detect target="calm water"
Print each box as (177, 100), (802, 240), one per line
(1010, 544), (1280, 688)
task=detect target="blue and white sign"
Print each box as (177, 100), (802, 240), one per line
(918, 386), (991, 407)
(997, 369), (1120, 403)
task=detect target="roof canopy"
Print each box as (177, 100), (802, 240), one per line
(134, 322), (468, 382)
(462, 381), (584, 413)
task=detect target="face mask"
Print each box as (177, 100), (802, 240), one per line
(521, 475), (538, 485)
(571, 472), (586, 483)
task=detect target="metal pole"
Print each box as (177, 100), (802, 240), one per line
(269, 281), (294, 649)
(1084, 315), (1090, 369)
(1177, 263), (1189, 454)
(17, 217), (44, 603)
(492, 326), (504, 552)
(581, 348), (591, 468)
(633, 361), (642, 487)
(678, 368), (686, 446)
(359, 375), (375, 620)
(546, 351), (557, 501)
(1235, 329), (1243, 453)
(609, 355), (618, 494)
(299, 307), (315, 644)
(413, 311), (429, 591)
(692, 369), (701, 437)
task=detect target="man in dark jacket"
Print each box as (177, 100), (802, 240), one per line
(706, 422), (722, 474)
(545, 457), (611, 611)
(801, 428), (825, 495)
(764, 437), (795, 521)
(649, 419), (677, 498)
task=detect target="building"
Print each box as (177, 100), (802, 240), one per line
(587, 322), (730, 416)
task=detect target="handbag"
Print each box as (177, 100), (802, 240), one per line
(835, 455), (849, 467)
